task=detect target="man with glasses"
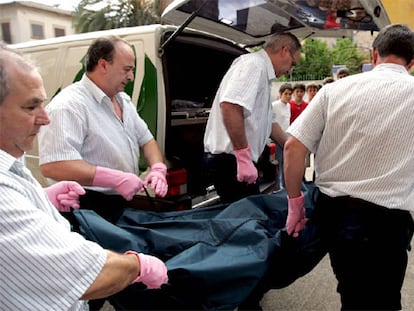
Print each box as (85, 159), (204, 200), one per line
(203, 32), (301, 205)
(288, 48), (297, 67)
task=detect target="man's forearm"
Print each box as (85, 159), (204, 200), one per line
(270, 122), (287, 147)
(81, 250), (138, 300)
(142, 139), (164, 166)
(284, 136), (307, 198)
(221, 102), (247, 150)
(40, 160), (96, 186)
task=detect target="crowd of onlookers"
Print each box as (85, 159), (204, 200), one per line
(271, 66), (350, 187)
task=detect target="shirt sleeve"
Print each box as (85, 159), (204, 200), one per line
(0, 185), (106, 310)
(219, 56), (265, 117)
(287, 88), (327, 153)
(120, 93), (154, 147)
(39, 91), (87, 165)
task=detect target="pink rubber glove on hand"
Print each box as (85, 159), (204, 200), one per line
(44, 181), (86, 212)
(144, 163), (168, 197)
(234, 145), (258, 184)
(286, 193), (308, 237)
(125, 251), (169, 289)
(93, 167), (144, 201)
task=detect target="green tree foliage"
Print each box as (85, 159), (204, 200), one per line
(292, 38), (332, 81)
(278, 37), (367, 81)
(73, 0), (161, 33)
(331, 38), (365, 74)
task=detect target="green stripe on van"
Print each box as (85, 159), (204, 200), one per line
(137, 54), (157, 137)
(137, 54), (158, 172)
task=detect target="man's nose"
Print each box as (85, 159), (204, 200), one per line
(127, 70), (134, 82)
(36, 106), (50, 125)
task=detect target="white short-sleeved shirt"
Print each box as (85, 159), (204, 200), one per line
(0, 150), (106, 310)
(204, 49), (276, 162)
(272, 99), (291, 132)
(39, 74), (153, 191)
(287, 63), (414, 211)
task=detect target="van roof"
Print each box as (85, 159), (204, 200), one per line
(9, 24), (163, 49)
(162, 0), (390, 47)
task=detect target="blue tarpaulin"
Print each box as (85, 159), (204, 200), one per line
(74, 183), (326, 310)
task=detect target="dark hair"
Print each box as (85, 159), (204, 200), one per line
(85, 35), (129, 72)
(279, 82), (293, 93)
(372, 24), (414, 65)
(292, 83), (306, 91)
(323, 77), (334, 85)
(337, 68), (349, 75)
(306, 83), (319, 90)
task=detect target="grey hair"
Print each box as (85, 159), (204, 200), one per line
(0, 42), (36, 105)
(264, 32), (301, 54)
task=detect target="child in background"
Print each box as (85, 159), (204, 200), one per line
(289, 83), (308, 123)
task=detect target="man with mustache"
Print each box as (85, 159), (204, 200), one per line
(0, 43), (168, 310)
(38, 36), (169, 309)
(39, 36), (168, 209)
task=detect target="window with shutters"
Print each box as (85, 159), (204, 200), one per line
(31, 23), (44, 39)
(54, 27), (65, 37)
(1, 22), (11, 43)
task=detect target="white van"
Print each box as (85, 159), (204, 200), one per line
(11, 0), (390, 208)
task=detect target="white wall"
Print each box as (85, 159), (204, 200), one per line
(0, 2), (74, 44)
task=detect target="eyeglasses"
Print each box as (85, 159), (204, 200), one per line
(288, 49), (297, 67)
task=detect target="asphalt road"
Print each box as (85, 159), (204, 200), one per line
(261, 246), (414, 311)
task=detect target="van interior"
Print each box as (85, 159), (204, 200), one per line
(161, 31), (248, 198)
(160, 0), (390, 205)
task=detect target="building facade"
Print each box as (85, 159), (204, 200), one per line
(0, 1), (74, 44)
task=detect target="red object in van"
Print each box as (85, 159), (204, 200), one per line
(166, 168), (188, 197)
(268, 143), (276, 162)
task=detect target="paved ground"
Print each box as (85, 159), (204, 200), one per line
(101, 245), (414, 311)
(261, 250), (414, 311)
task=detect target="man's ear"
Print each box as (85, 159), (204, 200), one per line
(371, 48), (378, 67)
(406, 58), (414, 71)
(97, 58), (107, 72)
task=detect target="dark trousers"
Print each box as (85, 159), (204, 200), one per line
(79, 189), (128, 221)
(312, 192), (414, 310)
(203, 152), (259, 204)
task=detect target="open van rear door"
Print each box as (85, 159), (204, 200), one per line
(162, 0), (390, 46)
(160, 0), (390, 207)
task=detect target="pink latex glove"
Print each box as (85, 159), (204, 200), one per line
(286, 193), (308, 237)
(144, 163), (168, 197)
(44, 181), (86, 212)
(234, 145), (258, 184)
(125, 251), (169, 289)
(92, 166), (144, 201)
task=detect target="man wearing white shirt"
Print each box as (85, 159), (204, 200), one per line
(0, 43), (168, 310)
(284, 24), (414, 310)
(203, 33), (301, 204)
(271, 82), (293, 188)
(38, 36), (168, 223)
